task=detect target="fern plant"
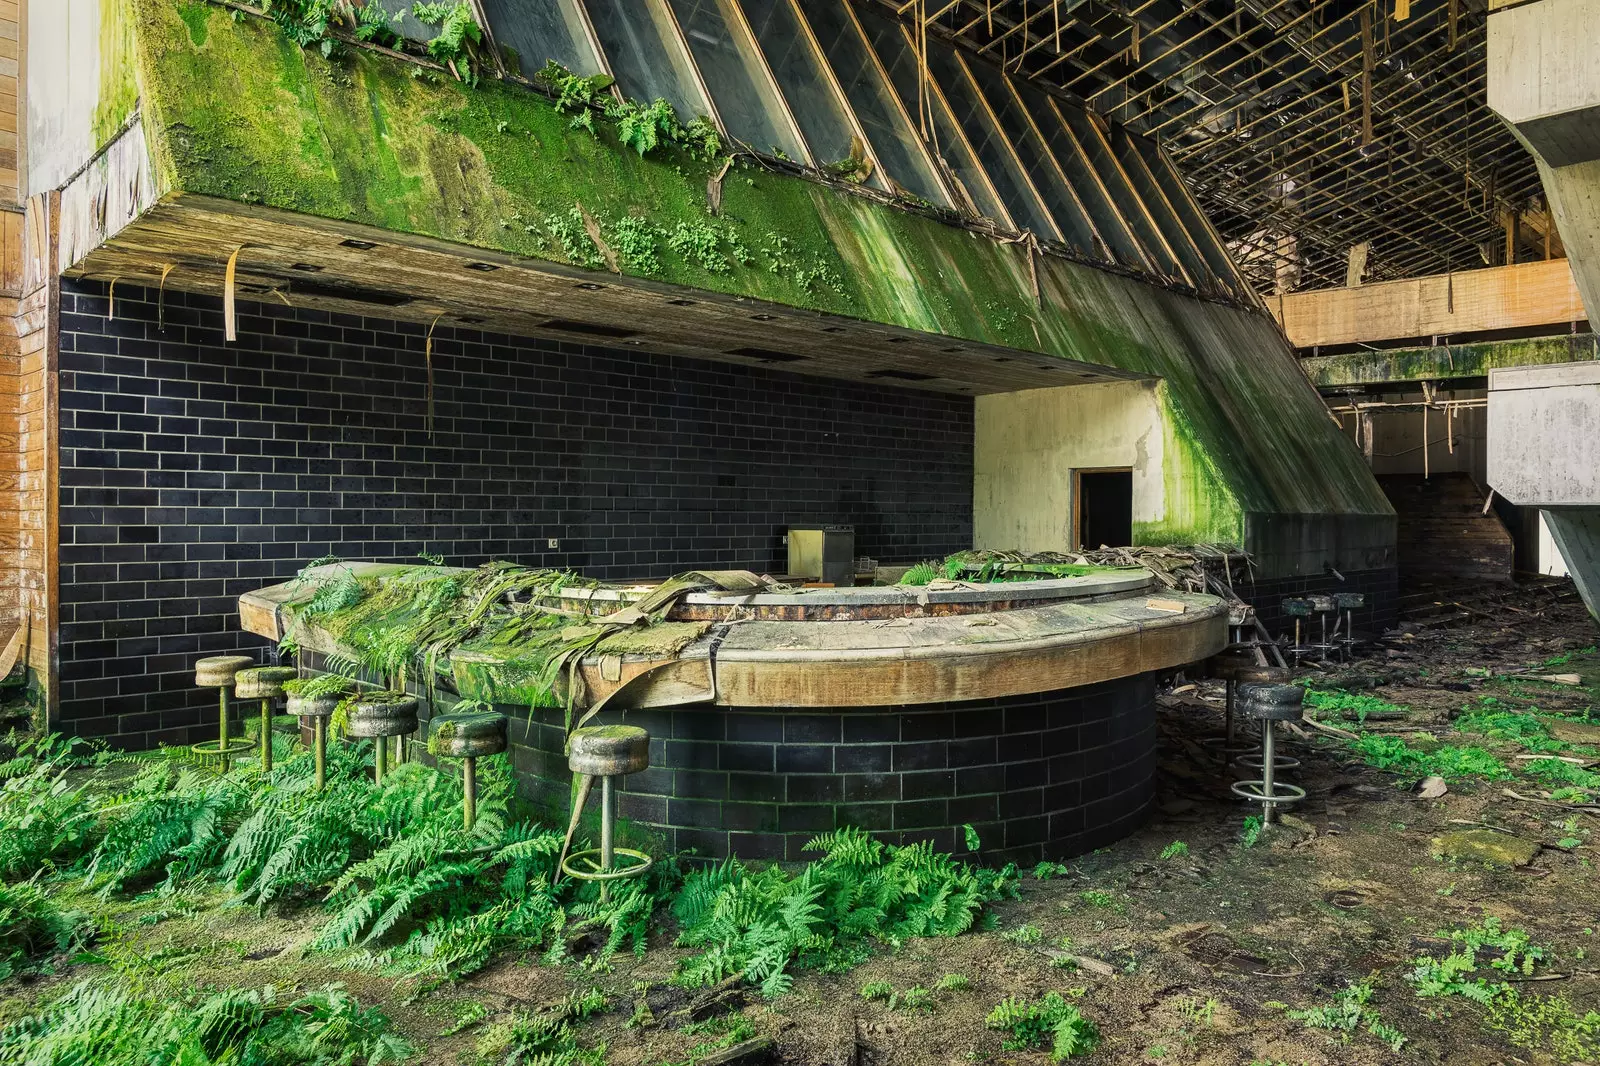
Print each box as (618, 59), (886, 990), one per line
(986, 992), (1100, 1061)
(672, 828), (1017, 996)
(0, 733), (98, 877)
(84, 763), (246, 896)
(0, 876), (93, 979)
(0, 976), (411, 1066)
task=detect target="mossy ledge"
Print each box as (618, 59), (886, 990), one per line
(127, 0), (1390, 542)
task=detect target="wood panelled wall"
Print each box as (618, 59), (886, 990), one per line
(0, 0), (52, 713)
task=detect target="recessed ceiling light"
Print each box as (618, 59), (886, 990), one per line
(667, 298), (695, 306)
(820, 326), (845, 333)
(458, 316), (485, 324)
(750, 313), (776, 321)
(339, 239), (377, 250)
(887, 337), (910, 344)
(290, 263), (324, 273)
(465, 262), (500, 272)
(576, 282), (606, 291)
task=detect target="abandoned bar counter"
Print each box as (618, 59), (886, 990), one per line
(240, 564), (1226, 863)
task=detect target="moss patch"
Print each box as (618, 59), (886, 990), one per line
(1429, 829), (1541, 868)
(1302, 335), (1600, 388)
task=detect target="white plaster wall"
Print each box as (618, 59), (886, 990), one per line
(1539, 511), (1571, 576)
(973, 380), (1163, 552)
(1487, 0), (1600, 130)
(26, 0), (108, 196)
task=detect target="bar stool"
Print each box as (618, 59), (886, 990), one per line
(287, 688), (342, 791)
(1281, 598), (1314, 666)
(1310, 594), (1339, 661)
(1230, 682), (1307, 823)
(1207, 649), (1289, 766)
(558, 725), (654, 901)
(427, 710), (508, 829)
(345, 693), (419, 784)
(191, 655), (256, 772)
(1334, 592), (1366, 661)
(234, 666), (298, 773)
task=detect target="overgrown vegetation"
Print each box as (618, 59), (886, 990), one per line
(0, 977), (411, 1065)
(672, 829), (1017, 997)
(899, 551), (1111, 586)
(1409, 918), (1600, 1061)
(985, 991), (1099, 1060)
(258, 0), (482, 77)
(1281, 977), (1406, 1052)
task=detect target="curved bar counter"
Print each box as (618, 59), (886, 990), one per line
(239, 563), (1227, 864)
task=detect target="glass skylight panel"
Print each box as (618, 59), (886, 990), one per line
(924, 43), (1056, 239)
(667, 0), (807, 161)
(584, 0), (712, 120)
(479, 0), (606, 79)
(854, 8), (1008, 224)
(1052, 100), (1154, 267)
(793, 0), (950, 207)
(738, 0), (871, 180)
(1109, 126), (1207, 283)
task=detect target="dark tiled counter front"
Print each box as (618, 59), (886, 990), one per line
(501, 675), (1156, 866)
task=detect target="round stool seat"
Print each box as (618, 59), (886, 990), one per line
(1334, 592), (1365, 610)
(288, 693), (342, 718)
(1239, 682), (1305, 721)
(345, 694), (420, 738)
(1309, 594), (1336, 613)
(429, 711), (508, 758)
(1281, 597), (1313, 617)
(195, 655), (255, 687)
(235, 666), (298, 700)
(1210, 650), (1290, 684)
(569, 725), (649, 777)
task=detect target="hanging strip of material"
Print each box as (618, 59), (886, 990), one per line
(224, 246), (243, 343)
(1359, 6), (1374, 148)
(1448, 0), (1458, 49)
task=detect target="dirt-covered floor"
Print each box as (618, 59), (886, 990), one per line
(6, 579), (1599, 1065)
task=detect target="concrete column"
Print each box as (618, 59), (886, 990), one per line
(1488, 0), (1600, 319)
(1487, 363), (1600, 621)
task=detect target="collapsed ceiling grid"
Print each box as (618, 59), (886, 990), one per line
(886, 0), (1545, 291)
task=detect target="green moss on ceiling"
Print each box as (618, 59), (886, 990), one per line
(127, 0), (1390, 550)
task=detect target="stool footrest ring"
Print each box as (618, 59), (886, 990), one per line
(1230, 780), (1307, 806)
(1236, 753), (1301, 771)
(190, 738), (254, 757)
(561, 846), (654, 884)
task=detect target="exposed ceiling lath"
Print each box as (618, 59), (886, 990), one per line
(882, 0), (1546, 292)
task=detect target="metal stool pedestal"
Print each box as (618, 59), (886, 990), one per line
(1230, 682), (1307, 823)
(288, 691), (342, 790)
(559, 725), (654, 901)
(1334, 592), (1366, 661)
(235, 666), (297, 773)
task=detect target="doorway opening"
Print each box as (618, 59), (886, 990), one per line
(1074, 469), (1134, 549)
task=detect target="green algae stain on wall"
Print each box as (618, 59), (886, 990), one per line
(93, 0), (142, 147)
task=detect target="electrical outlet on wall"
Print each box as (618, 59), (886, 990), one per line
(547, 538), (560, 550)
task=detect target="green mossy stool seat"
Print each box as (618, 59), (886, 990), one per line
(428, 711), (509, 828)
(346, 693), (419, 784)
(236, 666), (298, 773)
(568, 724), (650, 777)
(191, 655), (256, 771)
(1231, 683), (1306, 820)
(559, 725), (654, 900)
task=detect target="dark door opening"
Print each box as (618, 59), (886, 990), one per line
(1075, 469), (1134, 549)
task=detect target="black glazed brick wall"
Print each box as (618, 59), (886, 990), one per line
(496, 674), (1158, 867)
(56, 279), (974, 745)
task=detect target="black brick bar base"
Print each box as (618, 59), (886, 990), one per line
(55, 279), (973, 746)
(496, 674), (1157, 866)
(1239, 566), (1399, 644)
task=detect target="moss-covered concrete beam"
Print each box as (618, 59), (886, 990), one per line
(1303, 334), (1600, 389)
